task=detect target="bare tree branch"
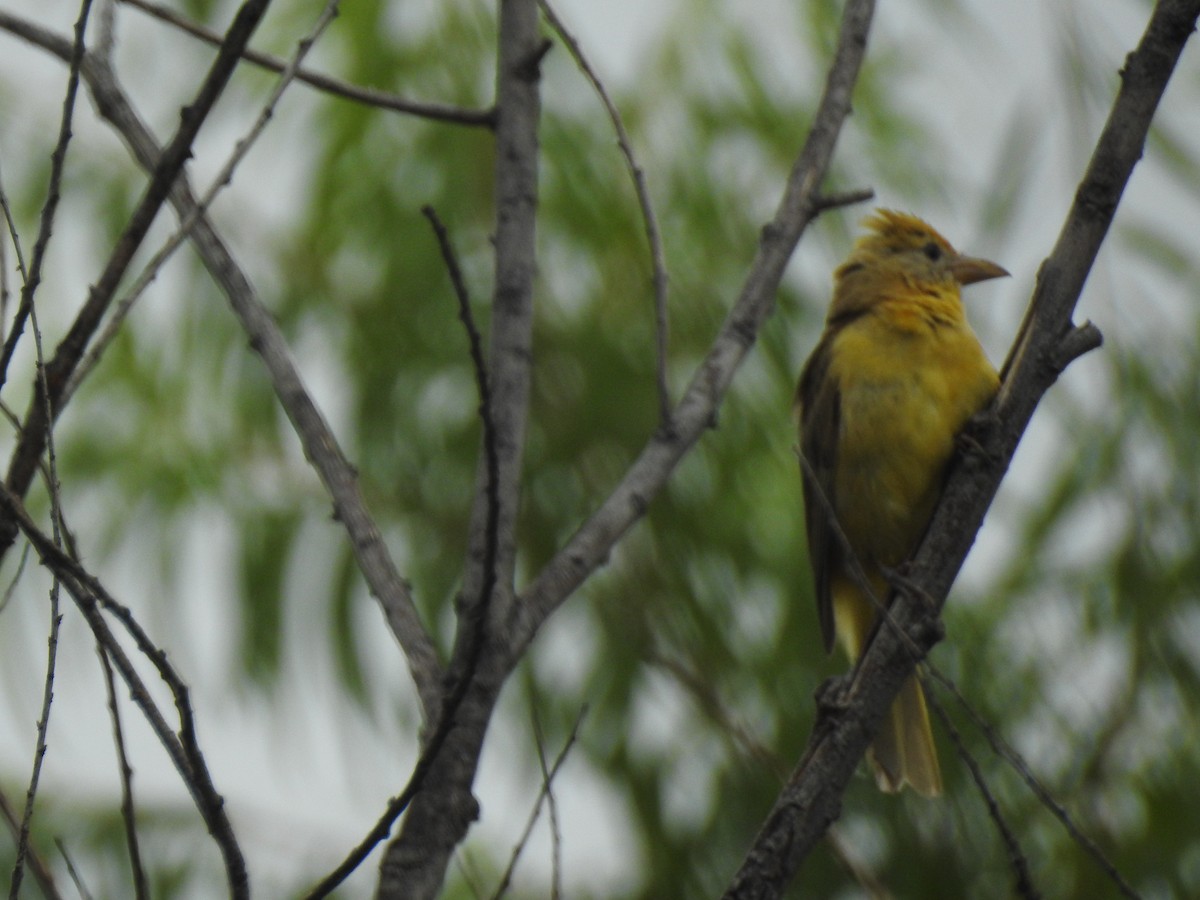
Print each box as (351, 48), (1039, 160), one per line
(6, 2), (92, 893)
(98, 647), (151, 900)
(298, 206), (507, 900)
(488, 706), (585, 900)
(923, 664), (1141, 897)
(459, 1), (545, 621)
(512, 0), (878, 659)
(374, 3), (546, 897)
(118, 0), (496, 126)
(0, 8), (445, 716)
(53, 840), (93, 900)
(0, 484), (249, 898)
(723, 2), (1199, 896)
(0, 0), (92, 391)
(925, 686), (1040, 899)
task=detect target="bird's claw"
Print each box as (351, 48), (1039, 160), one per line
(956, 409), (1002, 468)
(815, 675), (851, 719)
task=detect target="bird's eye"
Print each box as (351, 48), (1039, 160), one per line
(922, 241), (942, 261)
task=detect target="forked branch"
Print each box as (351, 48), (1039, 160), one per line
(513, 0), (879, 659)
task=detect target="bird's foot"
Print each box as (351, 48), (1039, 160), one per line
(880, 564), (945, 646)
(956, 409), (1003, 469)
(814, 675), (851, 720)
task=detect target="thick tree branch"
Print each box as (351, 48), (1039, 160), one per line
(723, 1), (1200, 896)
(512, 0), (877, 658)
(373, 2), (545, 898)
(459, 0), (544, 619)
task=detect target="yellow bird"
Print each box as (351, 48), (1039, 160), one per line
(794, 210), (1007, 795)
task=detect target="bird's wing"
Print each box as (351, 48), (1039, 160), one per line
(795, 331), (842, 654)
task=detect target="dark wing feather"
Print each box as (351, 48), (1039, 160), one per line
(795, 330), (843, 654)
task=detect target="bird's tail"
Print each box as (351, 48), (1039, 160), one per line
(867, 672), (942, 796)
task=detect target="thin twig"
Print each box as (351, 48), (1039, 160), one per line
(54, 839), (94, 900)
(0, 158), (20, 348)
(424, 204), (502, 688)
(0, 483), (250, 898)
(12, 233), (71, 900)
(488, 706), (586, 900)
(0, 203), (8, 346)
(812, 188), (875, 212)
(539, 0), (672, 427)
(118, 0), (495, 126)
(11, 469), (64, 900)
(7, 4), (92, 895)
(452, 850), (486, 900)
(66, 0), (343, 402)
(98, 646), (150, 900)
(924, 686), (1040, 899)
(651, 650), (893, 900)
(532, 707), (563, 900)
(651, 650), (788, 780)
(0, 790), (63, 900)
(0, 164), (28, 281)
(9, 584), (63, 900)
(0, 539), (31, 615)
(922, 665), (1141, 899)
(0, 0), (92, 393)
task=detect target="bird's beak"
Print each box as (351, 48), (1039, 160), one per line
(948, 254), (1010, 285)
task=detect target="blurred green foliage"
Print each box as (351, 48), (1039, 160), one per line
(1, 0), (1198, 898)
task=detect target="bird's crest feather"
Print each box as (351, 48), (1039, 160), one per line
(856, 209), (957, 256)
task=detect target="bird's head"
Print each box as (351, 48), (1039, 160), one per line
(836, 209), (1009, 288)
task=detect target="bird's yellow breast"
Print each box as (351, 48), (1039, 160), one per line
(827, 299), (998, 565)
